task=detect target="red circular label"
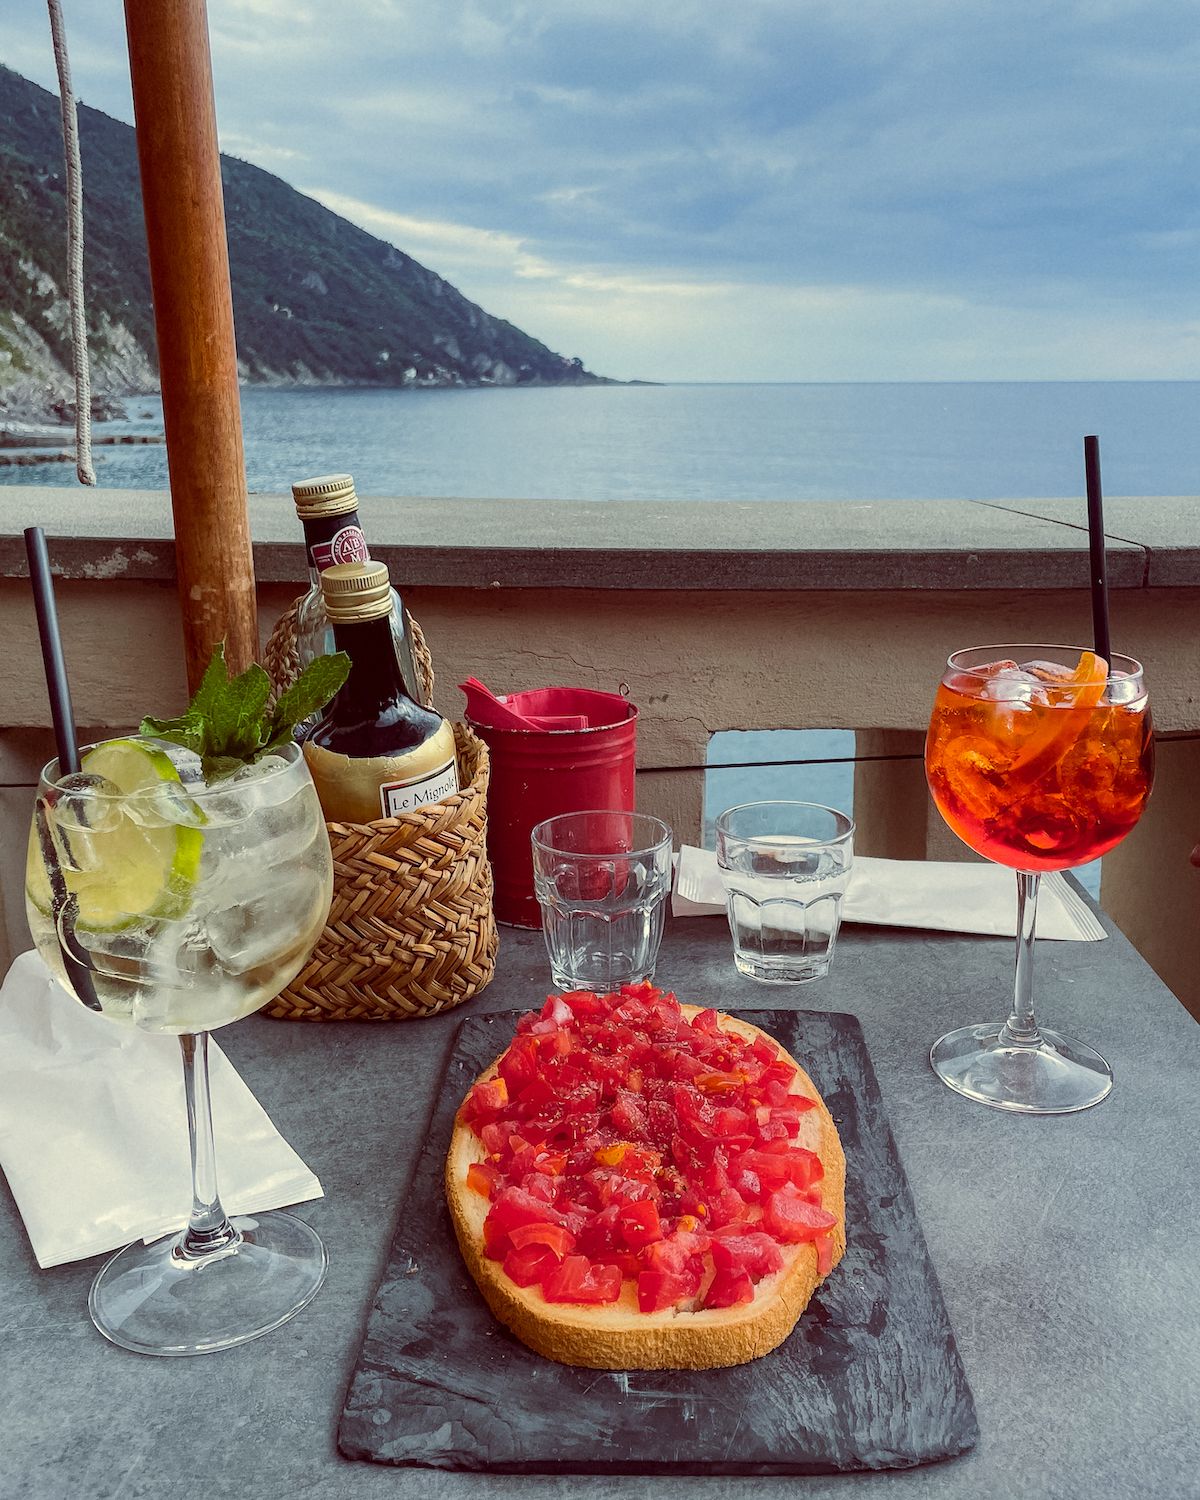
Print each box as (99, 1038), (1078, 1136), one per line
(330, 525), (370, 566)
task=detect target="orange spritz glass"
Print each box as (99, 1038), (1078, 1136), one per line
(924, 645), (1153, 1113)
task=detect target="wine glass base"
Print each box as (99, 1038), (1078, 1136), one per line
(88, 1211), (326, 1357)
(930, 1023), (1113, 1114)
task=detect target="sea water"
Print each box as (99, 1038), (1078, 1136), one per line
(10, 378), (1170, 900)
(8, 379), (1198, 501)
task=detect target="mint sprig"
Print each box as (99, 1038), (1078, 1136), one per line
(141, 642), (350, 780)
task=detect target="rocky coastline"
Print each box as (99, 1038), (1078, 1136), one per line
(3, 63), (614, 438)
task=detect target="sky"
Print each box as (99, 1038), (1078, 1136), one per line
(2, 0), (1199, 382)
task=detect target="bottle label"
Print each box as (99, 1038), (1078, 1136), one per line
(311, 525), (370, 571)
(379, 758), (460, 818)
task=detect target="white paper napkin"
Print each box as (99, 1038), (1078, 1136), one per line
(673, 846), (1106, 942)
(0, 950), (323, 1268)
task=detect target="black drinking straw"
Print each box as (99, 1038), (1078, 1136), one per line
(24, 527), (81, 776)
(24, 527), (101, 1010)
(1084, 435), (1112, 665)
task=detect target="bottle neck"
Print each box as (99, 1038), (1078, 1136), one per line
(327, 612), (413, 721)
(301, 508), (370, 583)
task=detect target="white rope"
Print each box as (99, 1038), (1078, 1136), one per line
(46, 0), (95, 485)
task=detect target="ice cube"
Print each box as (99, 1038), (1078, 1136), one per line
(194, 755), (298, 827)
(205, 863), (327, 975)
(156, 744), (204, 783)
(939, 737), (1006, 821)
(71, 922), (157, 987)
(197, 808), (324, 904)
(125, 778), (208, 830)
(1106, 670), (1142, 704)
(979, 668), (1041, 705)
(45, 775), (126, 873)
(1022, 659), (1076, 684)
(48, 773), (123, 833)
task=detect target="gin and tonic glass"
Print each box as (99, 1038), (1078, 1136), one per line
(26, 737), (333, 1354)
(925, 646), (1153, 1113)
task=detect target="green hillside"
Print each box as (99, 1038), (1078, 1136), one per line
(0, 64), (605, 414)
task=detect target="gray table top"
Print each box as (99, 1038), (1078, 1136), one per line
(2, 910), (1198, 1500)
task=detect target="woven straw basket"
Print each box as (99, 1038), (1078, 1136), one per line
(262, 603), (497, 1021)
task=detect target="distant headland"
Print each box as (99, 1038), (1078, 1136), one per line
(0, 64), (615, 427)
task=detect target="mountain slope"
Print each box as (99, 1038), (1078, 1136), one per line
(0, 64), (604, 414)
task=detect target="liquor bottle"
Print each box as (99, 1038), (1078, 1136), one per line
(291, 473), (422, 703)
(303, 561), (461, 822)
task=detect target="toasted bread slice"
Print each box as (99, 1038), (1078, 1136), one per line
(445, 1005), (846, 1370)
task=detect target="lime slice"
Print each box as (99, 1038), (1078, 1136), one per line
(55, 739), (205, 931)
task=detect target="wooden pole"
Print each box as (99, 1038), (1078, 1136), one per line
(123, 0), (258, 690)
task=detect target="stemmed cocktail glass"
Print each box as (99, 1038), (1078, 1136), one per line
(27, 737), (333, 1354)
(924, 646), (1153, 1113)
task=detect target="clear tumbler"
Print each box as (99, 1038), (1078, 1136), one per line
(715, 801), (854, 983)
(531, 811), (672, 992)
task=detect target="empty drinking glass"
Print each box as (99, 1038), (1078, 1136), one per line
(715, 801), (854, 983)
(531, 811), (672, 991)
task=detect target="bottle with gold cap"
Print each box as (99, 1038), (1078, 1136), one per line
(303, 561), (460, 822)
(291, 473), (421, 704)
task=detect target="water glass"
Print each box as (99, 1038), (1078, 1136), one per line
(715, 801), (854, 983)
(531, 811), (672, 992)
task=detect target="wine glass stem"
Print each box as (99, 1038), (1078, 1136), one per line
(1001, 871), (1043, 1046)
(178, 1032), (238, 1258)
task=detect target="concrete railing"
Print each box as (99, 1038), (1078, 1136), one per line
(2, 486), (1197, 1016)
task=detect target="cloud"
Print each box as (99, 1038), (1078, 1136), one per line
(1, 0), (1197, 378)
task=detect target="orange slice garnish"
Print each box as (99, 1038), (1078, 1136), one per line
(1007, 650), (1109, 783)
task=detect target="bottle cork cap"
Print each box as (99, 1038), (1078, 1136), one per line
(291, 473), (359, 519)
(320, 561), (393, 622)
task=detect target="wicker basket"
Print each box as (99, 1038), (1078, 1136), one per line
(264, 597), (436, 707)
(265, 723), (497, 1020)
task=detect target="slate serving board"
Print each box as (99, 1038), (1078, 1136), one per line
(338, 1009), (979, 1475)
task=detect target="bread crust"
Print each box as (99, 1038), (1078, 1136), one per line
(445, 1005), (846, 1370)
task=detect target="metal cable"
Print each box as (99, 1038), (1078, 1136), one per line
(46, 0), (96, 485)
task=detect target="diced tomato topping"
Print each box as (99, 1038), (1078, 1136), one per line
(816, 1232), (836, 1276)
(575, 1202), (624, 1259)
(703, 1187), (747, 1229)
(616, 1199), (662, 1249)
(594, 1141), (633, 1167)
(695, 1069), (746, 1095)
(611, 1090), (649, 1136)
(520, 1172), (557, 1204)
(710, 1231), (785, 1280)
(762, 1184), (839, 1243)
(479, 1121), (509, 1156)
(508, 1221), (576, 1258)
(466, 1161), (499, 1199)
(539, 995), (574, 1026)
(739, 1147), (824, 1195)
(483, 1186), (569, 1257)
(461, 985), (839, 1308)
(462, 1076), (508, 1126)
(703, 1266), (755, 1309)
(541, 1256), (623, 1305)
(503, 1245), (561, 1287)
(637, 1268), (697, 1313)
(498, 1035), (540, 1094)
(642, 1229), (709, 1276)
